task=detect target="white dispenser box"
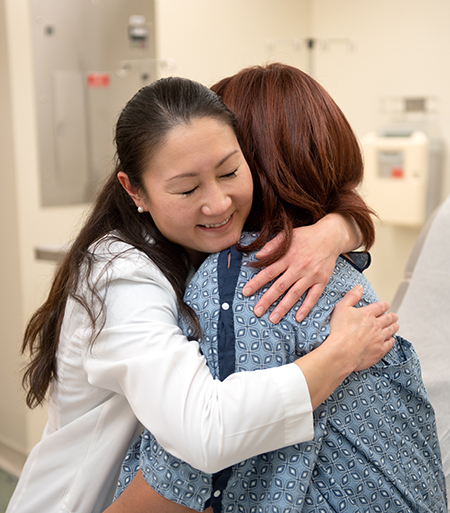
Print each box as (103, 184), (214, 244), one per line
(361, 130), (441, 227)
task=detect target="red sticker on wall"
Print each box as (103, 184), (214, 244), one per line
(87, 73), (110, 88)
(391, 167), (404, 179)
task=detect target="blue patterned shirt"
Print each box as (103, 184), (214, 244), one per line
(116, 234), (447, 513)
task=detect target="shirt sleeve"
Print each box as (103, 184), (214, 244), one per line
(83, 250), (313, 473)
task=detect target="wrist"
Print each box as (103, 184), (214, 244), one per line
(294, 335), (354, 409)
(320, 332), (356, 379)
(325, 213), (361, 254)
(317, 214), (349, 256)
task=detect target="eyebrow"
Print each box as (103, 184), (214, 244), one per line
(215, 149), (239, 169)
(165, 150), (239, 183)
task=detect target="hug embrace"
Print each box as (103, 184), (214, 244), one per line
(8, 63), (447, 513)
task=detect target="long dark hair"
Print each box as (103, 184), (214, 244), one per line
(22, 77), (237, 408)
(212, 63), (376, 266)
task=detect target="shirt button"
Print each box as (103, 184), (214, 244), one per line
(221, 302), (230, 311)
(213, 490), (221, 498)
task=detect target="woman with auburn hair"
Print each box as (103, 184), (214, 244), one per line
(7, 75), (397, 513)
(111, 64), (447, 513)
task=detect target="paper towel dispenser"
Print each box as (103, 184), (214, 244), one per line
(361, 130), (442, 227)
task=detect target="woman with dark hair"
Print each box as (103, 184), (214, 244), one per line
(111, 64), (447, 512)
(7, 76), (397, 513)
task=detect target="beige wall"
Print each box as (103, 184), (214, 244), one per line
(154, 0), (311, 85)
(1, 0), (90, 460)
(0, 0), (27, 456)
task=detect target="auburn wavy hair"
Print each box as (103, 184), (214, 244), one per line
(211, 63), (375, 266)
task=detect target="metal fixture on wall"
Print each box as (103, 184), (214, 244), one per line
(30, 0), (173, 206)
(265, 37), (354, 77)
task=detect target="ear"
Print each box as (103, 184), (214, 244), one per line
(117, 171), (145, 211)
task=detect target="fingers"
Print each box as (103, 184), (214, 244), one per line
(328, 288), (400, 373)
(334, 284), (364, 309)
(335, 288), (394, 323)
(295, 284), (325, 323)
(242, 261), (286, 298)
(384, 336), (396, 352)
(375, 330), (397, 359)
(265, 279), (311, 324)
(243, 227), (339, 323)
(379, 315), (399, 341)
(247, 270), (313, 322)
(251, 280), (326, 324)
(248, 272), (293, 318)
(359, 309), (399, 368)
(254, 232), (285, 258)
(360, 300), (392, 319)
(378, 311), (399, 328)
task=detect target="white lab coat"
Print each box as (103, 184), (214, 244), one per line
(7, 237), (313, 513)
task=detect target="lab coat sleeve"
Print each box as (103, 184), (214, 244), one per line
(83, 252), (313, 473)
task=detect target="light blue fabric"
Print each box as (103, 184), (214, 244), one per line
(116, 234), (447, 512)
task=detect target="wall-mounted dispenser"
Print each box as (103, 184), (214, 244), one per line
(362, 129), (442, 227)
(30, 0), (158, 206)
(128, 15), (149, 49)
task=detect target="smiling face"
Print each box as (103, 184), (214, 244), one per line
(131, 117), (253, 266)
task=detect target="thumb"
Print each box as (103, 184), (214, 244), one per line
(256, 232), (285, 258)
(339, 285), (364, 308)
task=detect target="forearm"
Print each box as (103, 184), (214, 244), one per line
(88, 263), (314, 473)
(94, 336), (313, 473)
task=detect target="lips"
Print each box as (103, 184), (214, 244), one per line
(201, 214), (232, 229)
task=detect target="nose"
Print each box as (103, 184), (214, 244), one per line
(200, 183), (232, 216)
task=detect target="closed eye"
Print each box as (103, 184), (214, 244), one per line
(221, 170), (237, 179)
(180, 170), (237, 196)
(180, 186), (198, 197)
